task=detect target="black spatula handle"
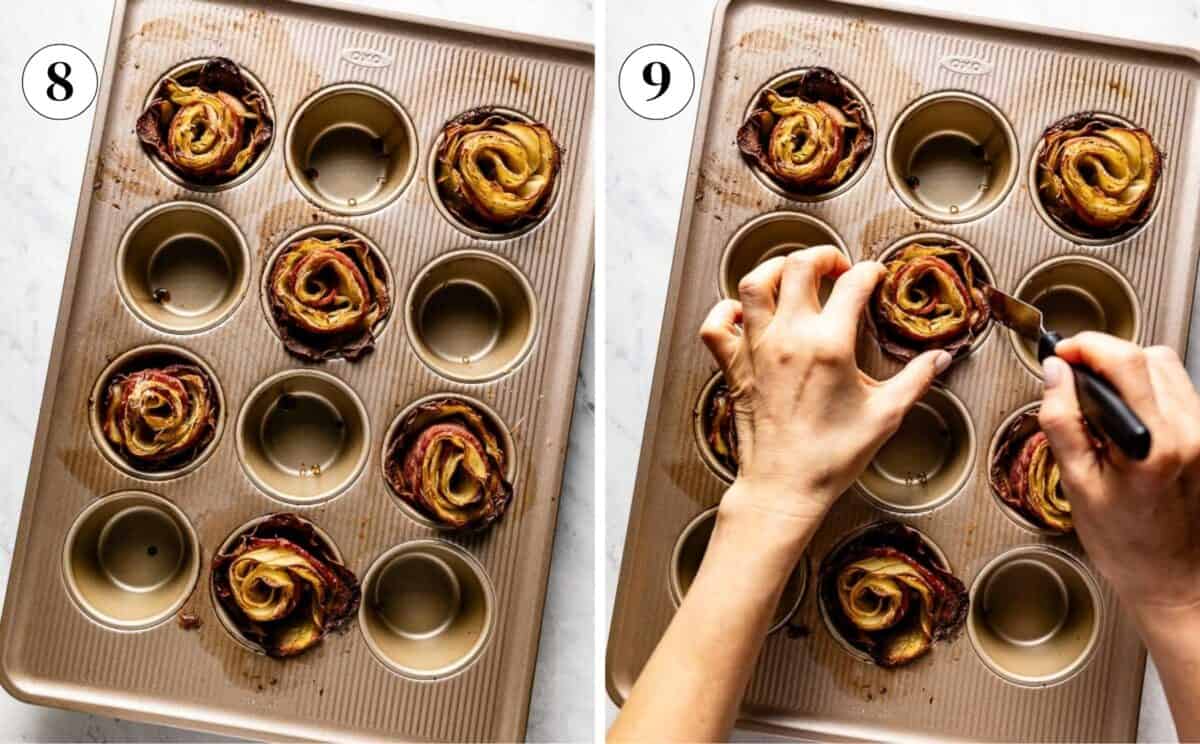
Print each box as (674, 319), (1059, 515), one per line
(1037, 331), (1152, 460)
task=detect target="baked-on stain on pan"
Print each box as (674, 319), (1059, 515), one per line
(0, 2), (593, 741)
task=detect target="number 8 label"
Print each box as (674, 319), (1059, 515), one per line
(21, 44), (97, 121)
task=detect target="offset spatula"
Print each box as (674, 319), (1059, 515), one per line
(984, 285), (1152, 460)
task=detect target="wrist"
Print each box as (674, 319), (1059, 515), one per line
(1130, 595), (1200, 639)
(714, 479), (828, 570)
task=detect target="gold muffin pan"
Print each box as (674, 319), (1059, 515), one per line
(0, 1), (592, 741)
(609, 1), (1200, 741)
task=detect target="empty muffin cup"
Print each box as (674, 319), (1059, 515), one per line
(856, 384), (974, 514)
(1008, 256), (1140, 378)
(669, 507), (807, 633)
(236, 370), (369, 505)
(286, 83), (417, 215)
(968, 545), (1102, 686)
(359, 540), (495, 680)
(719, 211), (850, 300)
(116, 201), (249, 334)
(63, 491), (200, 630)
(886, 91), (1017, 223)
(89, 344), (224, 480)
(405, 250), (537, 383)
(692, 371), (737, 483)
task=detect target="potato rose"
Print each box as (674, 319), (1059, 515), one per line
(212, 513), (360, 658)
(1036, 113), (1162, 238)
(701, 377), (738, 475)
(268, 234), (390, 361)
(868, 241), (990, 361)
(100, 363), (217, 471)
(136, 57), (272, 184)
(737, 67), (873, 195)
(435, 108), (561, 232)
(991, 407), (1072, 533)
(385, 397), (513, 531)
(821, 522), (968, 667)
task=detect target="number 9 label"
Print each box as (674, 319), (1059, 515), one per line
(619, 44), (695, 121)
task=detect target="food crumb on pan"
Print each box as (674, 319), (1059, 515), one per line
(177, 610), (202, 630)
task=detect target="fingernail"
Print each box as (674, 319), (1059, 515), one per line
(1043, 357), (1064, 387)
(932, 351), (952, 375)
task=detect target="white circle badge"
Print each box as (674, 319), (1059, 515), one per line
(618, 43), (695, 121)
(22, 44), (98, 121)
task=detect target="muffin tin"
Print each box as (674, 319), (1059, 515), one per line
(608, 0), (1199, 740)
(0, 0), (592, 741)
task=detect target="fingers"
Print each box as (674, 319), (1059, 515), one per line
(1053, 332), (1163, 430)
(699, 299), (743, 370)
(1038, 356), (1097, 483)
(822, 261), (886, 335)
(737, 256), (786, 341)
(775, 245), (851, 320)
(875, 349), (952, 424)
(1144, 346), (1200, 471)
(1144, 346), (1200, 421)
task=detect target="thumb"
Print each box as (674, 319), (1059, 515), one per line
(1038, 356), (1094, 477)
(880, 350), (952, 413)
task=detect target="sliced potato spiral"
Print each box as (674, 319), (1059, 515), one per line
(737, 67), (873, 194)
(136, 57), (272, 184)
(385, 397), (512, 531)
(823, 522), (968, 667)
(268, 234), (390, 362)
(1037, 114), (1162, 237)
(702, 378), (738, 474)
(212, 514), (360, 658)
(869, 242), (990, 361)
(101, 363), (217, 471)
(991, 408), (1072, 533)
(435, 108), (561, 231)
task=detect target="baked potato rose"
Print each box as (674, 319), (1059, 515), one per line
(991, 406), (1072, 533)
(268, 233), (390, 361)
(100, 362), (218, 471)
(136, 57), (272, 184)
(868, 241), (990, 361)
(821, 522), (968, 667)
(737, 67), (873, 195)
(435, 108), (561, 232)
(701, 377), (738, 475)
(212, 513), (360, 658)
(385, 397), (513, 531)
(1036, 113), (1162, 238)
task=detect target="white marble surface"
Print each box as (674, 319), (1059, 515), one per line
(604, 0), (1200, 741)
(0, 0), (592, 741)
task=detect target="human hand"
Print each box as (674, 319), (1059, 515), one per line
(698, 246), (952, 541)
(1039, 334), (1200, 616)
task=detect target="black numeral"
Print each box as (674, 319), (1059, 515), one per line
(46, 61), (73, 102)
(643, 61), (670, 102)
